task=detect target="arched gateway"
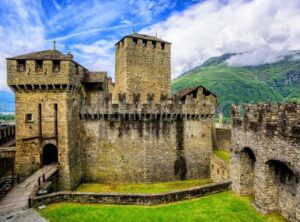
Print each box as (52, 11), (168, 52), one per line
(42, 144), (58, 165)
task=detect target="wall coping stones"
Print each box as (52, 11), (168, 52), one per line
(30, 181), (231, 207)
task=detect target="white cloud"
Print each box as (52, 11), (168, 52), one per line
(70, 39), (116, 78)
(141, 0), (300, 78)
(1, 0), (299, 92)
(226, 47), (290, 66)
(0, 0), (47, 91)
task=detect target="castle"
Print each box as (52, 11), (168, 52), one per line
(7, 33), (217, 190)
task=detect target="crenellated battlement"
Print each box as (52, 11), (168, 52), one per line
(80, 92), (216, 120)
(232, 103), (300, 143)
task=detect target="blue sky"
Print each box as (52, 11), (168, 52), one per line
(0, 0), (300, 91)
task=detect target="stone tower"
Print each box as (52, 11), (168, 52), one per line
(113, 33), (171, 104)
(7, 50), (84, 190)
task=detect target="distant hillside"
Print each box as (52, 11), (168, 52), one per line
(172, 52), (300, 118)
(0, 90), (15, 112)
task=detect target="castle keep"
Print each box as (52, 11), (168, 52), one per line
(7, 33), (216, 190)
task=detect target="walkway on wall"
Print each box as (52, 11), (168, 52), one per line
(0, 163), (58, 215)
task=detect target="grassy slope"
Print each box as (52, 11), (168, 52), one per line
(38, 191), (287, 222)
(213, 149), (230, 164)
(76, 179), (213, 194)
(171, 55), (300, 117)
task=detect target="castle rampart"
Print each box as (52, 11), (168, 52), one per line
(231, 103), (300, 222)
(80, 89), (216, 184)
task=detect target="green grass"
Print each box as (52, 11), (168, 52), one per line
(213, 149), (230, 164)
(37, 191), (287, 222)
(76, 179), (213, 194)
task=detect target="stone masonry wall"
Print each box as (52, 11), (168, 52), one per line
(7, 60), (84, 88)
(231, 103), (300, 222)
(113, 37), (171, 104)
(215, 128), (231, 151)
(81, 86), (216, 184)
(31, 181), (231, 207)
(13, 91), (81, 190)
(81, 118), (213, 183)
(211, 155), (229, 183)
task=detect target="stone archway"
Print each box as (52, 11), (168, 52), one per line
(266, 160), (298, 221)
(42, 144), (58, 165)
(239, 147), (256, 195)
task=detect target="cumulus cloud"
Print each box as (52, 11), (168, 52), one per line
(0, 0), (175, 91)
(141, 0), (300, 78)
(70, 39), (117, 77)
(0, 0), (47, 91)
(1, 0), (300, 91)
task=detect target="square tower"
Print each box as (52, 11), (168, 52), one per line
(7, 50), (85, 190)
(114, 33), (171, 104)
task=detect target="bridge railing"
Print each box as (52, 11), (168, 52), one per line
(0, 175), (17, 199)
(0, 125), (15, 146)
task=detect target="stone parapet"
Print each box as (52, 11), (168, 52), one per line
(30, 181), (231, 207)
(232, 103), (300, 144)
(80, 94), (215, 119)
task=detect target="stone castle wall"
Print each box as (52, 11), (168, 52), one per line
(215, 128), (231, 151)
(7, 59), (84, 87)
(81, 118), (213, 183)
(211, 155), (229, 183)
(30, 181), (231, 207)
(80, 96), (215, 183)
(231, 103), (300, 222)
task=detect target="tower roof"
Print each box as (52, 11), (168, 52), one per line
(116, 33), (171, 45)
(7, 49), (87, 69)
(176, 86), (217, 98)
(7, 49), (71, 60)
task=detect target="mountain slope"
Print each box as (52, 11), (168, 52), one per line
(172, 53), (300, 118)
(0, 90), (15, 112)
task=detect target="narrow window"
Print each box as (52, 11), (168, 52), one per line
(53, 60), (60, 72)
(75, 65), (78, 75)
(142, 39), (147, 48)
(17, 60), (26, 71)
(36, 60), (43, 71)
(132, 38), (138, 47)
(151, 41), (156, 49)
(25, 113), (33, 122)
(161, 43), (165, 50)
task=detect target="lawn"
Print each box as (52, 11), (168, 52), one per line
(213, 149), (230, 164)
(37, 191), (287, 222)
(76, 179), (213, 194)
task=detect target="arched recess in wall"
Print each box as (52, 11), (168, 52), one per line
(239, 147), (256, 195)
(42, 144), (58, 166)
(266, 160), (298, 220)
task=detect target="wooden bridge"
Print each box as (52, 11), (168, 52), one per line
(0, 163), (58, 215)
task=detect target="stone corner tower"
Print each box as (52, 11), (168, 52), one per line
(7, 49), (85, 190)
(113, 33), (171, 104)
